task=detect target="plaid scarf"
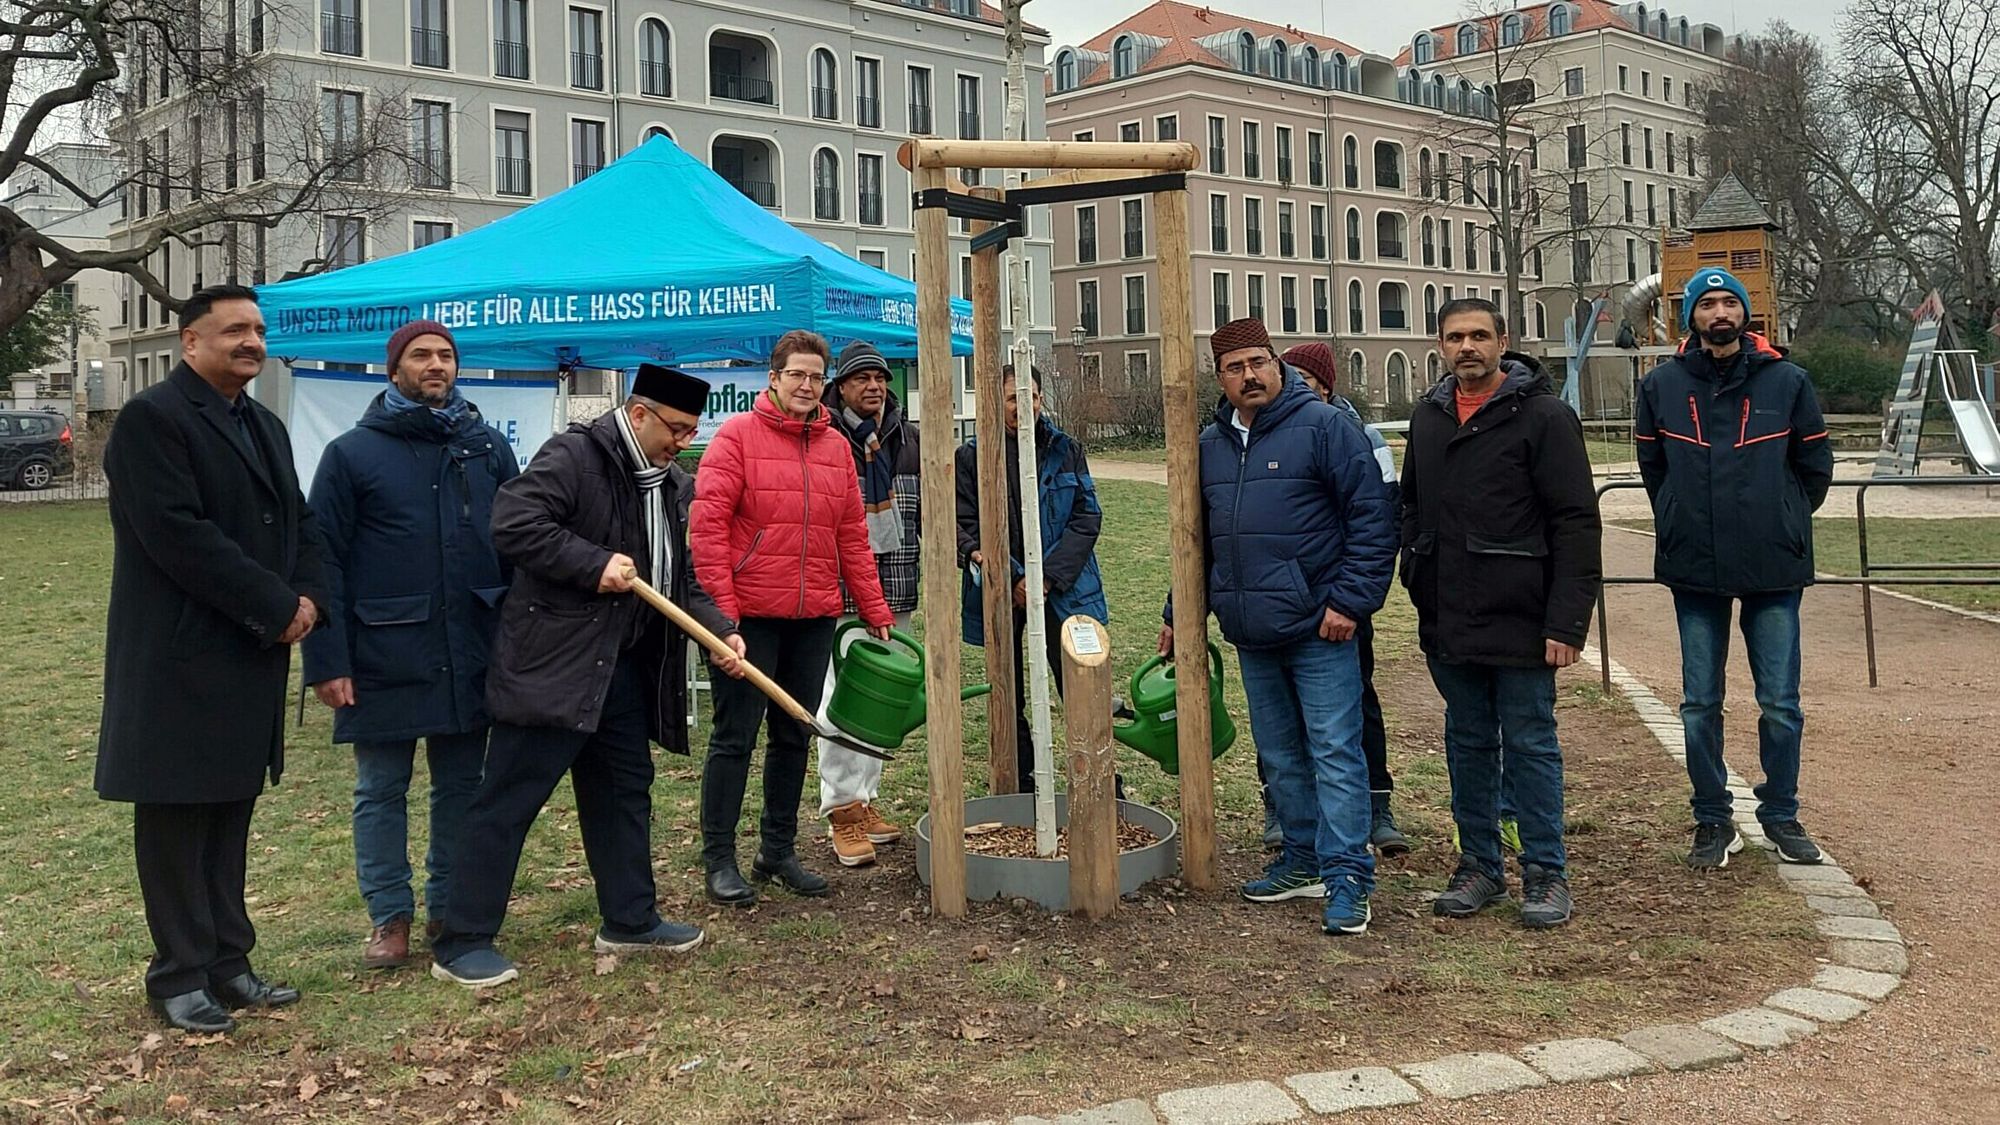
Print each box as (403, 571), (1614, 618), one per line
(844, 407), (903, 554)
(611, 406), (670, 592)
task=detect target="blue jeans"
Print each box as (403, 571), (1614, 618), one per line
(1672, 589), (1804, 827)
(1238, 637), (1373, 894)
(353, 730), (488, 927)
(1426, 659), (1565, 879)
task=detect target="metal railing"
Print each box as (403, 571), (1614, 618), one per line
(570, 51), (603, 90)
(858, 191), (884, 225)
(496, 155), (531, 195)
(957, 111), (981, 140)
(1592, 476), (2000, 692)
(640, 60), (671, 96)
(411, 27), (448, 67)
(727, 177), (778, 206)
(908, 103), (933, 134)
(811, 86), (838, 119)
(321, 12), (362, 56)
(494, 39), (529, 78)
(713, 73), (775, 105)
(855, 95), (881, 127)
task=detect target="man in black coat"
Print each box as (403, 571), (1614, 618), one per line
(97, 284), (327, 1033)
(302, 319), (519, 969)
(431, 364), (744, 990)
(1402, 298), (1601, 930)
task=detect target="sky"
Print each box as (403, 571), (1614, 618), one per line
(1030, 0), (1846, 56)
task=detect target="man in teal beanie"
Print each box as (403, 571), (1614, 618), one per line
(1634, 267), (1834, 870)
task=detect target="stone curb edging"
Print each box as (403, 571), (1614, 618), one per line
(964, 649), (1905, 1125)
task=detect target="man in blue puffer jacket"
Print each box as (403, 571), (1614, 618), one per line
(1636, 267), (1834, 870)
(1160, 319), (1397, 936)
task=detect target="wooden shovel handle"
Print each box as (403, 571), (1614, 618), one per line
(625, 573), (818, 729)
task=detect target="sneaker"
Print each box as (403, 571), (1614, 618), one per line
(1687, 822), (1744, 869)
(826, 802), (878, 868)
(1433, 864), (1509, 918)
(1453, 817), (1523, 854)
(860, 803), (902, 845)
(430, 947), (519, 989)
(594, 920), (705, 955)
(1764, 819), (1823, 865)
(1519, 864), (1573, 929)
(363, 916), (411, 970)
(1322, 878), (1371, 935)
(1369, 804), (1411, 859)
(1240, 863), (1326, 903)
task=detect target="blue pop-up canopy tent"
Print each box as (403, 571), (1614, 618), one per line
(258, 136), (972, 369)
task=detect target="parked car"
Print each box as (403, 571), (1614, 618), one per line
(0, 410), (75, 490)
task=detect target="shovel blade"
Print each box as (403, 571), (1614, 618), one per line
(812, 721), (897, 762)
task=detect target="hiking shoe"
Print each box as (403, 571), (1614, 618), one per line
(594, 920), (705, 955)
(1433, 864), (1509, 917)
(363, 916), (411, 969)
(1240, 863), (1326, 903)
(860, 803), (902, 845)
(1369, 805), (1411, 859)
(1764, 819), (1823, 865)
(1520, 864), (1573, 929)
(752, 852), (831, 897)
(827, 802), (878, 868)
(1688, 822), (1745, 869)
(1322, 877), (1371, 935)
(1450, 817), (1520, 854)
(430, 947), (519, 989)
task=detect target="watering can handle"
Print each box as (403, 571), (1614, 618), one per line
(1130, 652), (1165, 696)
(833, 619), (867, 673)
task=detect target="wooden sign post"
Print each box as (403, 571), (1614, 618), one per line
(1060, 615), (1116, 919)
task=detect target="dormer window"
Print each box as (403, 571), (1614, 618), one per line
(1456, 24), (1480, 55)
(1113, 35), (1135, 78)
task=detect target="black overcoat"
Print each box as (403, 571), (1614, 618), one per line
(95, 363), (328, 803)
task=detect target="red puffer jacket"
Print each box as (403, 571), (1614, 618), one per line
(691, 392), (892, 626)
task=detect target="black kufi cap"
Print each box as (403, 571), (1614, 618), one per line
(633, 363), (710, 415)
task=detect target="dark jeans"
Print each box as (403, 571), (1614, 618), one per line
(352, 729), (487, 927)
(701, 616), (838, 869)
(1011, 606), (1068, 792)
(1672, 589), (1805, 826)
(1426, 658), (1566, 879)
(133, 798), (257, 997)
(434, 659), (659, 962)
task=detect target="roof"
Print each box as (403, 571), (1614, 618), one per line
(1685, 171), (1778, 231)
(1391, 0), (1628, 65)
(1057, 1), (1363, 90)
(871, 0), (1047, 37)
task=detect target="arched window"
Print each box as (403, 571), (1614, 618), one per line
(1426, 352), (1441, 383)
(1344, 207), (1362, 260)
(1238, 31), (1255, 72)
(1456, 24), (1479, 55)
(1412, 34), (1433, 65)
(1374, 140), (1404, 190)
(1534, 301), (1549, 339)
(1268, 37), (1287, 79)
(1348, 350), (1366, 391)
(813, 148), (841, 221)
(1549, 4), (1573, 36)
(1431, 72), (1446, 107)
(1112, 35), (1136, 79)
(1481, 84), (1495, 117)
(1423, 284), (1438, 334)
(1657, 11), (1670, 38)
(1421, 217), (1436, 265)
(1301, 45), (1320, 86)
(810, 48), (838, 121)
(643, 123), (673, 143)
(1375, 211), (1407, 259)
(1678, 18), (1690, 45)
(1419, 148), (1433, 196)
(1379, 284), (1408, 331)
(1347, 280), (1365, 335)
(638, 19), (671, 97)
(1403, 68), (1422, 104)
(1055, 49), (1077, 91)
(1635, 5), (1648, 33)
(1386, 352), (1409, 402)
(1501, 14), (1523, 46)
(1330, 52), (1348, 90)
(1342, 135), (1358, 188)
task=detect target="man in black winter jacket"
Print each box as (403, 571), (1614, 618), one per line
(1403, 298), (1601, 929)
(1635, 267), (1834, 869)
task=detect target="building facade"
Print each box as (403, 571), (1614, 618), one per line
(101, 0), (1053, 419)
(5, 143), (122, 411)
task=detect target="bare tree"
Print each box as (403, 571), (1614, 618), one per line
(2, 1), (426, 331)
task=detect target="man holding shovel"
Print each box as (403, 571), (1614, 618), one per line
(431, 364), (743, 989)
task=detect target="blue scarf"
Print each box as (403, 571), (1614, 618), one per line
(843, 406), (903, 554)
(385, 384), (472, 426)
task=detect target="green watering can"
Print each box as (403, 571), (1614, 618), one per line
(1112, 642), (1237, 775)
(826, 621), (991, 749)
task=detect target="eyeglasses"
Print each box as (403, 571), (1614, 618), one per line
(775, 368), (828, 386)
(1220, 355), (1274, 378)
(637, 401), (699, 440)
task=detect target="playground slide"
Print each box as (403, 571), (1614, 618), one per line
(1946, 399), (2000, 475)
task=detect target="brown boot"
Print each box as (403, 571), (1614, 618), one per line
(860, 802), (902, 845)
(364, 916), (411, 969)
(827, 801), (877, 868)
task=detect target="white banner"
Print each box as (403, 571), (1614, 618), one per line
(287, 368), (562, 488)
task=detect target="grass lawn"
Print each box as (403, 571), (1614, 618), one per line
(0, 487), (1816, 1123)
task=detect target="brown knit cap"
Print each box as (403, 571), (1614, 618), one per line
(1210, 318), (1273, 361)
(1281, 343), (1337, 389)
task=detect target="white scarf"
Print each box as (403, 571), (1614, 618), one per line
(612, 406), (671, 592)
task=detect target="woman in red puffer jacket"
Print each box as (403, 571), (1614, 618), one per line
(690, 330), (892, 906)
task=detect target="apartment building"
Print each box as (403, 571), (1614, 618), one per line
(101, 0), (1053, 418)
(3, 143), (122, 410)
(1047, 1), (1534, 411)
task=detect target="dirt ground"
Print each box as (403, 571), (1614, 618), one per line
(1335, 527), (2000, 1125)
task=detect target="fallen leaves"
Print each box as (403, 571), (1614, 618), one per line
(956, 1022), (995, 1043)
(296, 1074), (320, 1102)
(594, 953), (619, 976)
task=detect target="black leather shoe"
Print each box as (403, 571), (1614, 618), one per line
(752, 852), (830, 897)
(705, 865), (759, 908)
(149, 989), (236, 1034)
(211, 971), (301, 1010)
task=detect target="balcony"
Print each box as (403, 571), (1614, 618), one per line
(713, 73), (775, 105)
(322, 13), (362, 56)
(856, 95), (881, 128)
(496, 156), (532, 196)
(641, 60), (670, 97)
(812, 86), (837, 120)
(909, 103), (934, 134)
(571, 51), (603, 90)
(572, 161), (603, 184)
(494, 39), (528, 79)
(730, 178), (778, 207)
(859, 191), (884, 226)
(1378, 239), (1405, 260)
(1380, 309), (1408, 331)
(958, 111), (981, 140)
(411, 27), (448, 68)
(713, 135), (779, 209)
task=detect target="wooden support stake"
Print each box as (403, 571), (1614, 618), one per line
(1153, 186), (1217, 892)
(900, 139), (1199, 173)
(970, 187), (1020, 796)
(915, 164), (967, 919)
(1060, 616), (1117, 920)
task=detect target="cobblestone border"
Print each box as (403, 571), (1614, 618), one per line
(965, 650), (1905, 1125)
